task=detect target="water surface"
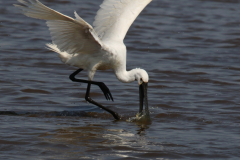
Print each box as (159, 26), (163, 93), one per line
(1, 0), (240, 159)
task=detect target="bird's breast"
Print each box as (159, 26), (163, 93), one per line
(97, 53), (121, 70)
(96, 41), (126, 70)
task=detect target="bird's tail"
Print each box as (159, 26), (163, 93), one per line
(46, 43), (71, 64)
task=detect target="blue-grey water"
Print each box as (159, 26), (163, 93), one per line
(1, 0), (240, 159)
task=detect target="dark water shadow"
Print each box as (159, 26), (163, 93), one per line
(0, 110), (152, 123)
(0, 110), (88, 117)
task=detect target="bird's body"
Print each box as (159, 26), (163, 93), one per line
(47, 40), (127, 82)
(15, 0), (151, 120)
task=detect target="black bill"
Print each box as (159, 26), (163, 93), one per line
(139, 82), (149, 116)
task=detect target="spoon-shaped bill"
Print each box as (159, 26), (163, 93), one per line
(139, 82), (149, 116)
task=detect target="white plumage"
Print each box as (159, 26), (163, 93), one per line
(14, 0), (151, 83)
(94, 0), (151, 41)
(15, 0), (152, 120)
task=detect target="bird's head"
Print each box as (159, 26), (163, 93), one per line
(134, 68), (149, 85)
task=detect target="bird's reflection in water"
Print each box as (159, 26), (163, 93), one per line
(136, 124), (150, 136)
(0, 110), (152, 158)
(39, 121), (150, 146)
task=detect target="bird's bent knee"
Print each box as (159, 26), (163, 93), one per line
(85, 96), (92, 102)
(69, 75), (74, 81)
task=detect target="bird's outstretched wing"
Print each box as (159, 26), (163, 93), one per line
(14, 0), (103, 55)
(93, 0), (152, 42)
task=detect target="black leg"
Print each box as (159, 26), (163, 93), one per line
(69, 69), (113, 101)
(69, 69), (120, 120)
(85, 83), (120, 120)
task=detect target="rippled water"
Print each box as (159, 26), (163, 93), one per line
(1, 0), (240, 159)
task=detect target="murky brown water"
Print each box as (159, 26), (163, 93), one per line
(1, 0), (240, 159)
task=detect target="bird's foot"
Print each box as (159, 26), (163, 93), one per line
(85, 96), (120, 120)
(97, 82), (114, 101)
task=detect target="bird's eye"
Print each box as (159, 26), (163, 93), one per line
(140, 78), (143, 81)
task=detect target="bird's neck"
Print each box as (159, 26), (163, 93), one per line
(114, 67), (137, 83)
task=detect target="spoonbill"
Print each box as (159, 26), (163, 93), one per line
(14, 0), (151, 120)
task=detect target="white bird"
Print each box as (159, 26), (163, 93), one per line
(14, 0), (151, 120)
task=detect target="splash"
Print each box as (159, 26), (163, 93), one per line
(127, 112), (151, 124)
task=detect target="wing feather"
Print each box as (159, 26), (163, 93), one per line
(14, 0), (102, 55)
(93, 0), (152, 42)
